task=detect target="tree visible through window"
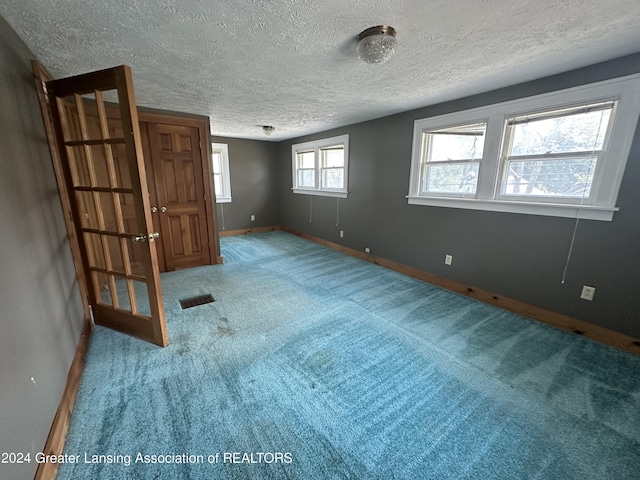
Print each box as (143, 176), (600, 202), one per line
(501, 103), (613, 199)
(421, 122), (486, 195)
(407, 74), (640, 221)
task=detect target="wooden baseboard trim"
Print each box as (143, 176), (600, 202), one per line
(219, 225), (281, 237)
(281, 226), (640, 356)
(35, 318), (92, 480)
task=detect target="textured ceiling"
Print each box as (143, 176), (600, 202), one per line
(2, 0), (640, 140)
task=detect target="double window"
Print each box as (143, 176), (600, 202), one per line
(211, 143), (231, 203)
(408, 75), (640, 220)
(292, 135), (349, 197)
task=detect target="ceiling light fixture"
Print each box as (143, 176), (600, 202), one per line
(356, 25), (397, 64)
(263, 125), (275, 135)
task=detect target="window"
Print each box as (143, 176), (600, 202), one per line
(296, 150), (315, 188)
(408, 75), (640, 221)
(500, 102), (613, 201)
(211, 143), (231, 203)
(420, 122), (486, 196)
(292, 135), (349, 197)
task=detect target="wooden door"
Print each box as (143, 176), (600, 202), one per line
(138, 122), (167, 273)
(47, 66), (168, 346)
(147, 123), (211, 270)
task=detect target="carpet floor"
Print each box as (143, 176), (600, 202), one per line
(56, 231), (640, 479)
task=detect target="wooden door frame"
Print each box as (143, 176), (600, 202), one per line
(138, 110), (221, 266)
(32, 60), (95, 480)
(32, 61), (92, 322)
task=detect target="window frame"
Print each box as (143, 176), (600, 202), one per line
(497, 101), (616, 204)
(292, 134), (349, 198)
(295, 149), (316, 189)
(419, 121), (488, 198)
(407, 74), (640, 221)
(211, 143), (231, 203)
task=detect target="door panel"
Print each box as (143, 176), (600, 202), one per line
(47, 66), (168, 346)
(148, 123), (211, 271)
(138, 122), (167, 272)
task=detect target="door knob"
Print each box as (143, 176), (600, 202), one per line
(161, 206), (167, 213)
(151, 206), (158, 213)
(132, 232), (160, 243)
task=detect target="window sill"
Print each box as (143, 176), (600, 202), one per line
(215, 197), (232, 204)
(293, 188), (348, 199)
(406, 195), (618, 221)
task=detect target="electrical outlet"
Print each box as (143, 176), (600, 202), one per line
(364, 247), (371, 254)
(445, 254), (453, 265)
(250, 215), (255, 221)
(340, 230), (344, 238)
(580, 285), (596, 301)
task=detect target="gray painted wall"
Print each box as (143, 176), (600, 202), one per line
(277, 53), (640, 339)
(0, 16), (85, 480)
(1, 12), (636, 478)
(211, 136), (279, 232)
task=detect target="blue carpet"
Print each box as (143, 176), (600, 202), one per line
(56, 231), (640, 479)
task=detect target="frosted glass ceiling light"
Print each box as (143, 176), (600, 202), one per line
(356, 25), (397, 64)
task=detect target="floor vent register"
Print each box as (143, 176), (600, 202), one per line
(179, 294), (215, 309)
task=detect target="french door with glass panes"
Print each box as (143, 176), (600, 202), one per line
(46, 65), (168, 346)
